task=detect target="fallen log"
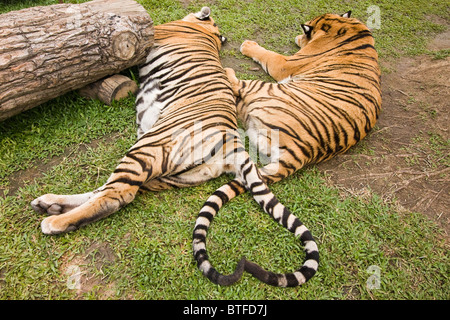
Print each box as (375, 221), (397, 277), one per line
(0, 0), (153, 121)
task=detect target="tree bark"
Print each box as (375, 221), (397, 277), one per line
(0, 0), (153, 121)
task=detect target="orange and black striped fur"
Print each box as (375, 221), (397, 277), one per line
(31, 8), (319, 287)
(230, 11), (382, 182)
(194, 11), (381, 287)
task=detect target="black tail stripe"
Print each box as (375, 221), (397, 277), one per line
(198, 211), (214, 222)
(306, 250), (320, 262)
(264, 197), (279, 215)
(300, 230), (314, 242)
(251, 189), (272, 196)
(193, 233), (206, 242)
(281, 207), (291, 228)
(212, 190), (229, 205)
(228, 180), (245, 195)
(299, 265), (316, 280)
(195, 249), (208, 263)
(289, 218), (303, 233)
(194, 224), (208, 232)
(285, 273), (299, 286)
(203, 201), (220, 213)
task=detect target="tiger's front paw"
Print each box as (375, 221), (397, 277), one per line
(41, 215), (77, 235)
(240, 40), (260, 57)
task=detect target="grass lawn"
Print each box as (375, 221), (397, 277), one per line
(0, 0), (448, 300)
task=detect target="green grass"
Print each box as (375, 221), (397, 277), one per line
(0, 0), (449, 300)
(0, 93), (137, 188)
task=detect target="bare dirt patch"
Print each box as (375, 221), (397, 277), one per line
(3, 133), (122, 196)
(179, 0), (218, 9)
(178, 0), (191, 8)
(59, 240), (118, 299)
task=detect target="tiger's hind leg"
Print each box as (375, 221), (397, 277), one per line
(33, 139), (164, 234)
(38, 185), (139, 235)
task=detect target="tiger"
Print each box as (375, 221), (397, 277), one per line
(193, 11), (381, 287)
(30, 7), (319, 287)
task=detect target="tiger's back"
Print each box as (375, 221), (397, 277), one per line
(136, 21), (235, 140)
(133, 12), (240, 190)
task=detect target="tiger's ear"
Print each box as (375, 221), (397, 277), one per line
(301, 24), (313, 38)
(194, 6), (211, 20)
(341, 11), (352, 18)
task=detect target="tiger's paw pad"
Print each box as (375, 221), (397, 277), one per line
(41, 216), (76, 235)
(31, 195), (65, 215)
(240, 40), (259, 56)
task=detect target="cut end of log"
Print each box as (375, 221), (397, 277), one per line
(79, 74), (138, 105)
(113, 32), (138, 60)
(113, 76), (139, 101)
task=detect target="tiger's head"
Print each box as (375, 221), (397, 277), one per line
(182, 7), (227, 45)
(295, 11), (368, 49)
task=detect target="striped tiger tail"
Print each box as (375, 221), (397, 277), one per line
(192, 157), (319, 287)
